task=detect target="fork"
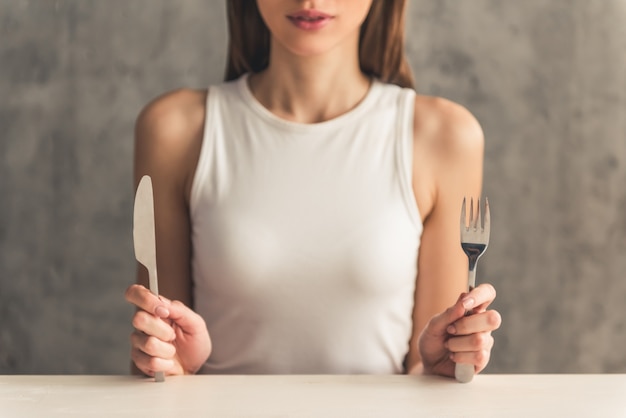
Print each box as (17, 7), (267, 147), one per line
(455, 197), (490, 383)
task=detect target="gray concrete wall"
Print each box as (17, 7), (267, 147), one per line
(1, 1), (624, 374)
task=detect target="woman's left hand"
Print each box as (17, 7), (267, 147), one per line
(418, 283), (501, 377)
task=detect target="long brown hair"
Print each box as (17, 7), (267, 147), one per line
(224, 0), (415, 89)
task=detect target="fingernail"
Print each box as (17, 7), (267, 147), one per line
(462, 297), (475, 310)
(447, 325), (456, 335)
(155, 306), (170, 318)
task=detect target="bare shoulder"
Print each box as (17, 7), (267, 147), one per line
(135, 88), (207, 150)
(134, 88), (207, 194)
(410, 94), (485, 219)
(412, 94), (484, 158)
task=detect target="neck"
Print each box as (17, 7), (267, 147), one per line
(248, 38), (371, 124)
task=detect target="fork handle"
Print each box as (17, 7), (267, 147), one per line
(455, 267), (477, 383)
(466, 267), (477, 290)
(455, 363), (474, 383)
(455, 299), (476, 383)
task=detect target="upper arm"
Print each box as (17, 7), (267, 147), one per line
(406, 96), (485, 370)
(133, 89), (206, 307)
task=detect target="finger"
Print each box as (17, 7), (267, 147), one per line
(450, 349), (491, 372)
(131, 331), (177, 359)
(125, 284), (171, 318)
(423, 294), (469, 337)
(131, 346), (175, 376)
(446, 332), (494, 353)
(131, 310), (177, 342)
(448, 309), (501, 336)
(166, 300), (207, 335)
(461, 283), (497, 312)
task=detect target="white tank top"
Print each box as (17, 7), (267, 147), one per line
(190, 74), (422, 374)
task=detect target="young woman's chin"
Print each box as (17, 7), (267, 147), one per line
(274, 37), (347, 59)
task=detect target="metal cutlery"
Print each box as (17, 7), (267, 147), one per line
(455, 197), (490, 383)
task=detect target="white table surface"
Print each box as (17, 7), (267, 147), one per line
(1, 374), (625, 417)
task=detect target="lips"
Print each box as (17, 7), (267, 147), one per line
(287, 9), (334, 31)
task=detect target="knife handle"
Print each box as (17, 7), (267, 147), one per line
(455, 363), (474, 383)
(148, 269), (165, 383)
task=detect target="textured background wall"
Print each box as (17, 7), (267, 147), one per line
(1, 1), (624, 374)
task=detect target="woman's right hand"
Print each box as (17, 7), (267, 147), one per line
(125, 284), (212, 376)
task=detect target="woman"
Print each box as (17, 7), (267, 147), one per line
(125, 0), (501, 378)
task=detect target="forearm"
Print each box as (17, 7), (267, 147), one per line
(406, 361), (424, 375)
(404, 347), (424, 375)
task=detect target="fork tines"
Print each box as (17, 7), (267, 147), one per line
(461, 197), (490, 234)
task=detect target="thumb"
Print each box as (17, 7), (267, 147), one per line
(426, 293), (473, 336)
(165, 300), (206, 334)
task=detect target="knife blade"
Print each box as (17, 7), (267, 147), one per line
(133, 175), (165, 383)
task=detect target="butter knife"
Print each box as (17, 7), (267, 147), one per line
(133, 175), (165, 383)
